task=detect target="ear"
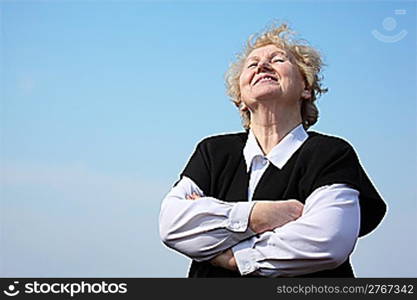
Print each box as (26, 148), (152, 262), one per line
(301, 89), (312, 100)
(239, 102), (249, 111)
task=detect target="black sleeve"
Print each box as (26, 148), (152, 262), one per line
(311, 141), (387, 238)
(176, 139), (212, 196)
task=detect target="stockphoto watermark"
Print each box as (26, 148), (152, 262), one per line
(371, 9), (408, 43)
(2, 280), (128, 297)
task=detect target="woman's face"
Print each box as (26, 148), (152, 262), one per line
(239, 44), (307, 109)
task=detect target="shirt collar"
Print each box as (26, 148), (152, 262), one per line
(243, 124), (309, 172)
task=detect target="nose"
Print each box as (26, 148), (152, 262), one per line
(256, 58), (273, 73)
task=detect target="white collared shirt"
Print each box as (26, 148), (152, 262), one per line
(159, 125), (360, 276)
(244, 124), (309, 201)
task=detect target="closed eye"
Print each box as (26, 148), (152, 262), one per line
(272, 58), (285, 63)
(248, 62), (258, 68)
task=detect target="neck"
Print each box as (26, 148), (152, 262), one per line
(249, 102), (302, 155)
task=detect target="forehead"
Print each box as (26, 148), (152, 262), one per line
(247, 44), (288, 59)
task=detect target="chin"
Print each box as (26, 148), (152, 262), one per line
(253, 91), (282, 101)
(251, 85), (282, 99)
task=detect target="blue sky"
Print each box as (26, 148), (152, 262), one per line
(1, 0), (416, 277)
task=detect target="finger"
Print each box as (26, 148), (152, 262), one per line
(210, 257), (220, 267)
(186, 194), (198, 200)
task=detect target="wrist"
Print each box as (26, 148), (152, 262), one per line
(228, 255), (237, 271)
(249, 202), (267, 234)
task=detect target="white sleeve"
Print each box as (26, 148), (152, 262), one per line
(159, 176), (256, 262)
(232, 184), (361, 277)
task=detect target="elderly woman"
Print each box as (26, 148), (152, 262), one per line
(159, 23), (386, 277)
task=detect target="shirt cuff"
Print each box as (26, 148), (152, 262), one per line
(225, 201), (256, 233)
(232, 238), (259, 275)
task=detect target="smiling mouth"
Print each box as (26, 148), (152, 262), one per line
(253, 75), (278, 85)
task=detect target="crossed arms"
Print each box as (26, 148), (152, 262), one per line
(159, 176), (360, 277)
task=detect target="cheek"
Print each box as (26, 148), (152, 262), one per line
(238, 74), (253, 102)
(278, 64), (293, 78)
(238, 76), (244, 89)
(280, 66), (304, 89)
(239, 73), (250, 92)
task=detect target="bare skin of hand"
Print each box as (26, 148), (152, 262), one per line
(185, 193), (237, 270)
(209, 249), (237, 271)
(249, 200), (304, 234)
(186, 192), (202, 200)
(185, 193), (303, 233)
(184, 193), (303, 270)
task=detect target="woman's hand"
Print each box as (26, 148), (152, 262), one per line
(209, 249), (238, 271)
(186, 192), (202, 200)
(249, 200), (304, 234)
(185, 193), (238, 271)
(185, 193), (303, 233)
(184, 193), (303, 270)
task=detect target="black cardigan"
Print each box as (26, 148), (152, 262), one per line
(179, 130), (387, 277)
